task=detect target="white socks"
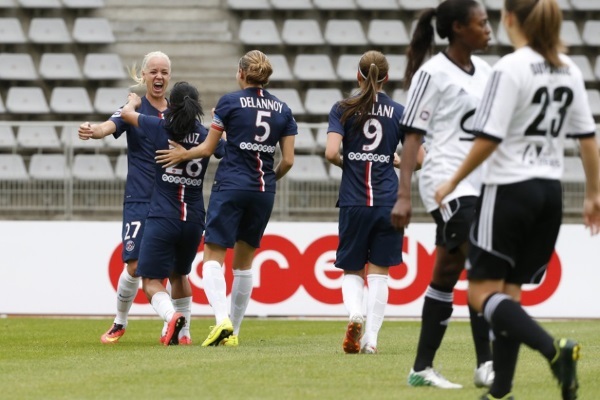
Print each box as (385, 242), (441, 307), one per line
(230, 269), (253, 335)
(202, 260), (229, 324)
(342, 274), (365, 318)
(364, 274), (389, 347)
(115, 268), (140, 327)
(172, 296), (192, 339)
(150, 291), (175, 323)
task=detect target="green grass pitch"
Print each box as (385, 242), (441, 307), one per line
(1, 318), (598, 399)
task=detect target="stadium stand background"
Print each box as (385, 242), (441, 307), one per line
(0, 0), (598, 221)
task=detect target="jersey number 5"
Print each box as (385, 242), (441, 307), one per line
(525, 86), (573, 137)
(255, 111), (271, 143)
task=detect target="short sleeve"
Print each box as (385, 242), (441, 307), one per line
(327, 102), (345, 136)
(108, 107), (128, 137)
(212, 95), (231, 132)
(400, 70), (441, 134)
(565, 64), (596, 138)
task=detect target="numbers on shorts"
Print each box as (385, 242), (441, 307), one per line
(124, 221), (141, 240)
(361, 118), (383, 151)
(255, 110), (271, 143)
(525, 86), (574, 138)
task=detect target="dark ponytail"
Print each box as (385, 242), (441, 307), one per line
(404, 8), (436, 90)
(164, 81), (204, 143)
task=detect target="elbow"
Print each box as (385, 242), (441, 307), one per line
(324, 149), (337, 164)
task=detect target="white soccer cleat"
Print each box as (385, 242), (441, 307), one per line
(360, 343), (378, 354)
(407, 367), (463, 389)
(474, 361), (495, 388)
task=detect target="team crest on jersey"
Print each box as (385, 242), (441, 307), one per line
(125, 240), (135, 252)
(420, 110), (431, 121)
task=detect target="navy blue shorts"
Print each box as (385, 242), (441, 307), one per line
(121, 202), (150, 262)
(136, 217), (204, 279)
(335, 206), (403, 271)
(467, 179), (562, 285)
(205, 189), (275, 249)
(431, 196), (477, 253)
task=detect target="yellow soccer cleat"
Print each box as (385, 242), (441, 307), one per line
(201, 318), (233, 347)
(220, 334), (239, 347)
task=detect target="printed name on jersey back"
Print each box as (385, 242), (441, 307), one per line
(180, 132), (202, 145)
(368, 103), (395, 118)
(240, 97), (283, 113)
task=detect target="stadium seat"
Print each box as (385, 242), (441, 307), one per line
(356, 0), (398, 9)
(60, 124), (104, 149)
(62, 0), (105, 8)
(282, 19), (325, 45)
(268, 88), (306, 115)
(0, 125), (16, 149)
(72, 18), (115, 43)
(0, 154), (28, 181)
(6, 87), (50, 114)
(368, 20), (409, 46)
(286, 155), (329, 182)
(72, 154), (114, 180)
(304, 88), (343, 115)
(582, 21), (600, 46)
(227, 0), (270, 9)
(315, 123), (328, 148)
(29, 154), (69, 180)
(28, 18), (72, 44)
(328, 163), (342, 181)
(483, 0), (502, 10)
(313, 0), (356, 9)
(39, 53), (82, 80)
(115, 153), (127, 180)
(267, 55), (294, 81)
(336, 54), (362, 81)
(0, 18), (27, 44)
(93, 87), (128, 114)
(293, 54), (337, 81)
(0, 0), (17, 7)
(560, 20), (583, 47)
(562, 156), (585, 182)
(496, 23), (510, 46)
(0, 53), (38, 80)
(239, 19), (282, 45)
(410, 20), (447, 46)
(104, 133), (127, 150)
(18, 0), (61, 7)
(477, 54), (501, 67)
(50, 87), (94, 114)
(400, 0), (439, 10)
(83, 53), (126, 80)
(16, 125), (61, 149)
(324, 20), (367, 46)
(570, 55), (594, 82)
(387, 55), (407, 81)
(295, 123), (317, 153)
(595, 55), (600, 81)
(0, 93), (4, 113)
(271, 0), (313, 9)
(392, 89), (408, 105)
(587, 89), (600, 116)
(571, 0), (600, 11)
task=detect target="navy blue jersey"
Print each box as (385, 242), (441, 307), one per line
(138, 115), (225, 223)
(110, 97), (165, 203)
(328, 92), (404, 207)
(211, 87), (297, 193)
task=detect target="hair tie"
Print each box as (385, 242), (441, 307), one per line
(358, 63), (387, 83)
(183, 95), (190, 100)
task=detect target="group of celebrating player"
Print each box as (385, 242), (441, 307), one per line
(78, 1), (600, 399)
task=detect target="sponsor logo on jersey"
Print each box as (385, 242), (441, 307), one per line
(240, 142), (276, 154)
(162, 174), (203, 186)
(347, 152), (391, 163)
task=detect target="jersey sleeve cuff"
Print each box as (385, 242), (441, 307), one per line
(566, 131), (596, 139)
(399, 124), (427, 135)
(473, 130), (503, 143)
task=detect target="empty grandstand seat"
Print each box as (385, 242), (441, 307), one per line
(356, 0), (398, 9)
(239, 19), (282, 45)
(595, 55), (600, 81)
(410, 20), (447, 46)
(227, 0), (270, 9)
(16, 125), (61, 149)
(267, 55), (294, 81)
(368, 20), (409, 46)
(496, 23), (510, 46)
(392, 89), (408, 105)
(271, 0), (313, 9)
(570, 55), (594, 82)
(336, 54), (362, 81)
(315, 123), (328, 148)
(324, 20), (367, 46)
(104, 133), (127, 150)
(560, 20), (583, 47)
(6, 87), (50, 114)
(18, 0), (61, 7)
(328, 163), (342, 181)
(61, 124), (104, 149)
(295, 123), (317, 152)
(115, 153), (127, 180)
(0, 125), (16, 149)
(39, 53), (83, 80)
(0, 154), (28, 180)
(0, 18), (27, 44)
(400, 0), (439, 10)
(313, 0), (356, 9)
(83, 53), (126, 80)
(93, 87), (128, 114)
(293, 54), (337, 81)
(72, 154), (114, 180)
(562, 156), (585, 182)
(72, 18), (115, 43)
(0, 53), (37, 80)
(62, 0), (105, 8)
(477, 54), (501, 67)
(29, 154), (69, 180)
(29, 18), (72, 44)
(304, 88), (343, 115)
(587, 89), (600, 116)
(282, 19), (325, 45)
(0, 93), (4, 113)
(286, 155), (329, 181)
(0, 0), (17, 7)
(571, 0), (600, 11)
(50, 87), (94, 114)
(268, 88), (305, 115)
(387, 55), (407, 81)
(582, 21), (600, 46)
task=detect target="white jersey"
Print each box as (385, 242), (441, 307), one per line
(401, 52), (492, 212)
(473, 46), (596, 185)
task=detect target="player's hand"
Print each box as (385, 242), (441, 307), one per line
(435, 180), (457, 207)
(155, 140), (187, 168)
(393, 153), (401, 168)
(391, 197), (411, 230)
(127, 92), (142, 108)
(78, 122), (93, 140)
(583, 194), (600, 235)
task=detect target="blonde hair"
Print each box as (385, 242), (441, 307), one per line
(128, 51), (172, 87)
(239, 50), (273, 86)
(505, 0), (565, 67)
